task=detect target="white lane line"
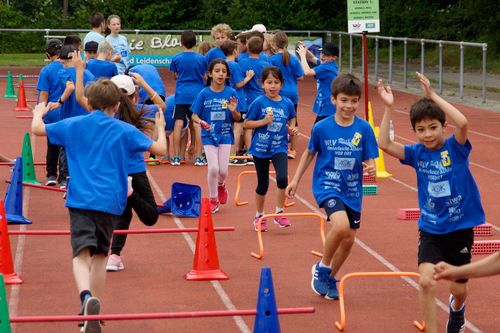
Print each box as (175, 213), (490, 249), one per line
(147, 171), (251, 333)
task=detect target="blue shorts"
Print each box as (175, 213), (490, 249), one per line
(321, 198), (361, 229)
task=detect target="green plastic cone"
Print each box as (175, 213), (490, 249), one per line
(21, 133), (40, 185)
(0, 275), (12, 333)
(4, 72), (16, 99)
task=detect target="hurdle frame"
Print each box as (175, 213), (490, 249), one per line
(234, 170), (295, 207)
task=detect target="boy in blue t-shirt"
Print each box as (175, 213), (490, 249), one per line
(205, 23), (232, 65)
(170, 30), (207, 166)
(286, 73), (378, 300)
(378, 72), (485, 333)
(297, 41), (338, 123)
(37, 39), (64, 186)
(85, 39), (118, 79)
(31, 80), (167, 333)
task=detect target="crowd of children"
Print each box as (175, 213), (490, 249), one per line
(29, 16), (492, 333)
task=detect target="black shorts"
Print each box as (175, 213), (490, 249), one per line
(321, 197), (361, 229)
(69, 208), (119, 258)
(173, 104), (192, 121)
(418, 228), (474, 283)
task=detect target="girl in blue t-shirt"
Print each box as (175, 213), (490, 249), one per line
(106, 15), (129, 75)
(244, 66), (298, 232)
(190, 59), (241, 214)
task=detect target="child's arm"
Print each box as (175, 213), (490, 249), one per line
(235, 70), (255, 88)
(31, 103), (50, 136)
(285, 149), (316, 198)
(190, 113), (210, 130)
(416, 72), (468, 145)
(74, 51), (91, 111)
(228, 96), (241, 121)
(243, 110), (273, 129)
(48, 80), (75, 111)
(148, 111), (167, 156)
(129, 72), (166, 111)
(377, 79), (405, 160)
(287, 118), (299, 136)
(434, 252), (500, 280)
(296, 44), (316, 76)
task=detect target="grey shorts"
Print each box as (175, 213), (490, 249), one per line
(69, 208), (119, 257)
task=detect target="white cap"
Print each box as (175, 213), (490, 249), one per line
(251, 24), (267, 34)
(111, 75), (135, 95)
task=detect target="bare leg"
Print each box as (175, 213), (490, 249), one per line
(72, 248), (92, 293)
(172, 120), (184, 157)
(419, 263), (438, 333)
(89, 254), (107, 299)
(321, 211), (355, 276)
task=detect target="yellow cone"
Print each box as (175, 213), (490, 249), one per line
(368, 101), (375, 130)
(374, 126), (392, 178)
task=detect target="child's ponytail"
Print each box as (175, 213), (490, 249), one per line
(274, 30), (290, 66)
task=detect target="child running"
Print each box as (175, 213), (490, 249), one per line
(286, 73), (378, 300)
(377, 72), (485, 333)
(32, 77), (166, 333)
(190, 59), (241, 214)
(244, 66), (297, 231)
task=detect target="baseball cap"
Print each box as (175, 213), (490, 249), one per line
(45, 39), (62, 54)
(111, 75), (136, 95)
(84, 41), (98, 52)
(251, 24), (267, 34)
(59, 44), (76, 60)
(319, 42), (339, 57)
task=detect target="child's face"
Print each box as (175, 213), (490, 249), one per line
(414, 118), (446, 150)
(320, 52), (336, 64)
(331, 93), (360, 120)
(108, 18), (121, 35)
(262, 74), (283, 100)
(209, 63), (228, 85)
(214, 32), (228, 47)
(237, 39), (246, 53)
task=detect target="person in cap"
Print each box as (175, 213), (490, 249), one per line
(251, 24), (267, 34)
(297, 41), (339, 123)
(84, 41), (99, 60)
(86, 39), (118, 79)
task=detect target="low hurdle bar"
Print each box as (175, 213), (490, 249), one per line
(8, 227), (235, 236)
(1, 159), (160, 167)
(334, 272), (423, 332)
(234, 170), (294, 207)
(251, 212), (325, 260)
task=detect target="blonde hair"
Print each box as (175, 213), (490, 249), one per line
(273, 30), (290, 65)
(97, 39), (113, 54)
(263, 33), (276, 55)
(198, 41), (214, 55)
(211, 23), (232, 39)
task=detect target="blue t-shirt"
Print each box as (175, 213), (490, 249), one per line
(308, 116), (379, 212)
(268, 53), (304, 104)
(86, 59), (118, 79)
(45, 111), (153, 215)
(163, 95), (176, 132)
(238, 57), (269, 107)
(246, 95), (296, 158)
(238, 52), (268, 62)
(83, 31), (104, 47)
(205, 47), (225, 65)
(106, 34), (129, 74)
(129, 64), (166, 103)
(190, 86), (238, 146)
(401, 136), (485, 234)
(313, 61), (338, 117)
(227, 60), (247, 112)
(170, 52), (207, 104)
(37, 61), (64, 124)
(57, 67), (95, 119)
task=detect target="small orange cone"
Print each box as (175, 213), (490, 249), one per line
(14, 81), (29, 112)
(185, 198), (229, 281)
(0, 200), (23, 284)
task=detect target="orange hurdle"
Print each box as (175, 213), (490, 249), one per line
(250, 212), (325, 259)
(334, 271), (423, 332)
(234, 170), (294, 207)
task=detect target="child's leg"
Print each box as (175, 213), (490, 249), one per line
(172, 119), (184, 157)
(128, 172), (158, 226)
(232, 122), (243, 156)
(216, 144), (232, 183)
(449, 281), (468, 309)
(243, 128), (253, 154)
(46, 138), (59, 179)
(89, 254), (108, 298)
(110, 203), (133, 257)
(0, 153), (12, 162)
(72, 247), (93, 293)
(418, 263), (438, 333)
(271, 153), (288, 209)
(323, 211), (356, 275)
(193, 123), (203, 159)
(253, 156), (271, 213)
(204, 145), (219, 199)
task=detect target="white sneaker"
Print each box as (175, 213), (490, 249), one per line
(106, 254), (124, 271)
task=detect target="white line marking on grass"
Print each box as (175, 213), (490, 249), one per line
(147, 172), (251, 333)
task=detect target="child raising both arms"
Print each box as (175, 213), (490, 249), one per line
(286, 73), (378, 300)
(244, 66), (297, 231)
(190, 59), (241, 214)
(377, 72), (485, 333)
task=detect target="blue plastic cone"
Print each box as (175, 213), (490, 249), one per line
(254, 267), (280, 333)
(4, 158), (32, 224)
(171, 182), (201, 217)
(157, 198), (172, 214)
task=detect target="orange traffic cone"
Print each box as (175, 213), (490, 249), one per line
(14, 81), (29, 111)
(185, 198), (229, 281)
(0, 200), (23, 284)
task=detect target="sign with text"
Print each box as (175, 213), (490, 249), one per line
(347, 0), (380, 33)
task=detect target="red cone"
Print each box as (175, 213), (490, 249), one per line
(0, 200), (23, 284)
(14, 81), (30, 111)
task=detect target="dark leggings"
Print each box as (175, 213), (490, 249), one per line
(111, 172), (158, 255)
(253, 153), (288, 196)
(46, 137), (60, 178)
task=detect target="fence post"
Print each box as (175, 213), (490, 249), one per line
(460, 42), (464, 99)
(420, 39), (425, 76)
(326, 31), (332, 43)
(349, 34), (353, 73)
(403, 38), (408, 88)
(374, 37), (379, 80)
(482, 43), (488, 104)
(439, 41), (443, 95)
(338, 33), (343, 72)
(389, 37), (393, 84)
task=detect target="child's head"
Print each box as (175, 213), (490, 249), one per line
(263, 33), (276, 55)
(63, 35), (82, 51)
(320, 42), (338, 64)
(220, 40), (238, 58)
(85, 79), (122, 112)
(331, 74), (362, 118)
(247, 36), (263, 55)
(207, 59), (230, 86)
(197, 41), (213, 55)
(107, 15), (121, 35)
(110, 74), (149, 130)
(111, 75), (137, 99)
(409, 99), (447, 148)
(97, 39), (114, 59)
(273, 30), (291, 65)
(235, 31), (248, 53)
(261, 66), (283, 98)
(89, 12), (105, 31)
(84, 41), (98, 60)
(59, 44), (76, 66)
(251, 24), (267, 34)
(180, 30), (197, 49)
(45, 39), (62, 59)
(211, 23), (233, 46)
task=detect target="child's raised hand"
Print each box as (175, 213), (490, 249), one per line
(246, 70), (255, 79)
(73, 51), (85, 71)
(129, 72), (146, 87)
(296, 44), (306, 57)
(377, 79), (393, 107)
(416, 72), (432, 98)
(155, 108), (165, 128)
(228, 96), (238, 112)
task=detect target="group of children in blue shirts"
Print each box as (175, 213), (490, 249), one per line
(30, 20), (489, 333)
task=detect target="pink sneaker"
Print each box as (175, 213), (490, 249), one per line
(106, 254), (124, 271)
(217, 183), (228, 204)
(253, 216), (267, 232)
(274, 213), (291, 228)
(210, 199), (220, 214)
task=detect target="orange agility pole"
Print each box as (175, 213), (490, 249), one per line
(234, 170), (294, 207)
(251, 212), (325, 260)
(8, 227), (235, 236)
(334, 272), (423, 332)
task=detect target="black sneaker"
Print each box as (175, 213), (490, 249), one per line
(45, 176), (57, 186)
(80, 296), (101, 333)
(59, 179), (67, 189)
(229, 157), (247, 166)
(446, 296), (465, 333)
